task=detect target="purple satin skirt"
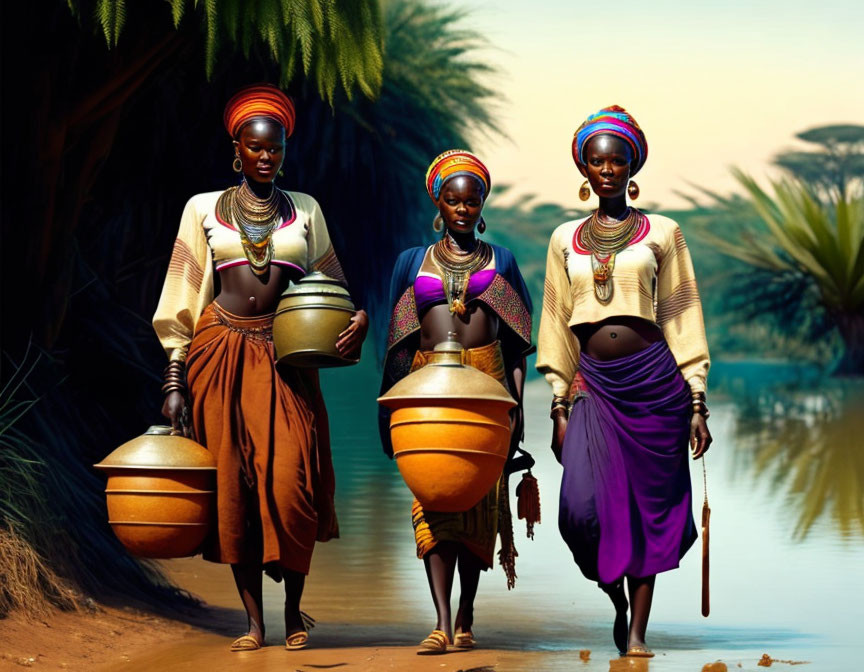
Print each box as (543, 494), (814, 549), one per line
(558, 340), (697, 585)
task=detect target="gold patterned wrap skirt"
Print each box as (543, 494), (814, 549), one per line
(185, 302), (338, 574)
(409, 340), (513, 571)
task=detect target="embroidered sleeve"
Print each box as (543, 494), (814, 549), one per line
(656, 220), (710, 393)
(478, 274), (533, 351)
(307, 199), (347, 284)
(152, 196), (215, 362)
(536, 228), (581, 398)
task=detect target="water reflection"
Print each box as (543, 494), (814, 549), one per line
(149, 358), (862, 671)
(724, 371), (864, 540)
(608, 657), (651, 671)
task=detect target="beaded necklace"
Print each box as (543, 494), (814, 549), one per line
(430, 235), (492, 315)
(215, 180), (289, 275)
(577, 207), (644, 302)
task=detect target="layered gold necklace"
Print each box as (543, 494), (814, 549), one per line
(216, 181), (289, 275)
(431, 235), (492, 316)
(577, 207), (643, 302)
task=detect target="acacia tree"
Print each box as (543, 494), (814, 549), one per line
(774, 124), (864, 202)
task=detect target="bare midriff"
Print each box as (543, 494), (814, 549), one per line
(214, 264), (303, 316)
(574, 316), (664, 360)
(419, 302), (499, 350)
(417, 250), (499, 350)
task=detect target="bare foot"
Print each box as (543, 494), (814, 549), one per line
(601, 581), (629, 654)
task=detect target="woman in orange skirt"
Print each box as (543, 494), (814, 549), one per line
(153, 84), (367, 652)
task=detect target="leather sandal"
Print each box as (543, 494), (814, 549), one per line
(418, 629), (449, 654)
(230, 634), (262, 652)
(625, 645), (655, 658)
(453, 630), (476, 649)
(285, 631), (309, 651)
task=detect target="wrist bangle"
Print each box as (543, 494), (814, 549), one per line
(162, 361), (187, 396)
(691, 400), (710, 418)
(550, 405), (569, 420)
(551, 395), (570, 408)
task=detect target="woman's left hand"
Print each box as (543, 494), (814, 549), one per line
(336, 309), (369, 360)
(690, 413), (712, 459)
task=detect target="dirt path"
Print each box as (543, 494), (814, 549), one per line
(0, 605), (200, 671)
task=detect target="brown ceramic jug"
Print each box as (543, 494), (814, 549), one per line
(94, 426), (215, 558)
(378, 337), (515, 512)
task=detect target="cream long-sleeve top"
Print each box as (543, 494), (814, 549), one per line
(152, 189), (345, 362)
(536, 212), (710, 397)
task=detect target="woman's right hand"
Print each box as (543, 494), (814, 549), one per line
(161, 391), (188, 436)
(550, 408), (568, 464)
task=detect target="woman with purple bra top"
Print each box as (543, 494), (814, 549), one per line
(379, 150), (534, 654)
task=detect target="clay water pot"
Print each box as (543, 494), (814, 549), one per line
(273, 271), (359, 368)
(378, 337), (515, 512)
(94, 426), (216, 558)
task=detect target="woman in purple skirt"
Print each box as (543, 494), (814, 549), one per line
(536, 106), (712, 658)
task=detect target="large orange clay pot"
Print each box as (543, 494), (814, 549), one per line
(94, 426), (216, 558)
(273, 271), (359, 368)
(378, 337), (515, 512)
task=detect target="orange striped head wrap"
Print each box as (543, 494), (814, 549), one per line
(425, 150), (491, 203)
(223, 84), (296, 139)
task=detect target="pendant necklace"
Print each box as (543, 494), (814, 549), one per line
(431, 234), (492, 316)
(216, 180), (288, 275)
(577, 207), (644, 302)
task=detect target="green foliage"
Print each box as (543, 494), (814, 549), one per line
(774, 124), (864, 201)
(94, 0), (126, 46)
(687, 171), (864, 372)
(70, 0), (384, 102)
(707, 171), (864, 314)
(380, 1), (497, 138)
(0, 349), (50, 536)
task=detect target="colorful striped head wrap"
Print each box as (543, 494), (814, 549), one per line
(572, 105), (648, 176)
(223, 84), (296, 139)
(425, 150), (491, 203)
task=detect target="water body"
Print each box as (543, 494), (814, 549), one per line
(141, 357), (863, 671)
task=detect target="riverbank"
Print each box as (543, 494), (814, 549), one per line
(0, 604), (199, 671)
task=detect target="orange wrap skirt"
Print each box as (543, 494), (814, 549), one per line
(409, 341), (511, 569)
(186, 302), (338, 574)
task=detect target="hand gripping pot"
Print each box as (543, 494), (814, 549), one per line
(377, 337), (516, 512)
(273, 271), (359, 368)
(94, 426), (216, 558)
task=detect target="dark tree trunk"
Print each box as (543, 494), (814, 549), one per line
(833, 312), (864, 376)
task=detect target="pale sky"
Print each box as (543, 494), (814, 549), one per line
(453, 0), (864, 209)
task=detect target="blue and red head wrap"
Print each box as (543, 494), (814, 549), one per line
(425, 150), (491, 203)
(572, 105), (648, 176)
(224, 84), (296, 139)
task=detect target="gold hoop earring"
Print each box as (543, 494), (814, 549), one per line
(233, 157), (242, 173)
(579, 180), (591, 201)
(432, 214), (444, 233)
(477, 218), (486, 234)
(627, 180), (640, 200)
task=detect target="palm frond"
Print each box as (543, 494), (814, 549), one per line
(94, 0), (126, 47)
(68, 0), (384, 102)
(687, 171), (864, 372)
